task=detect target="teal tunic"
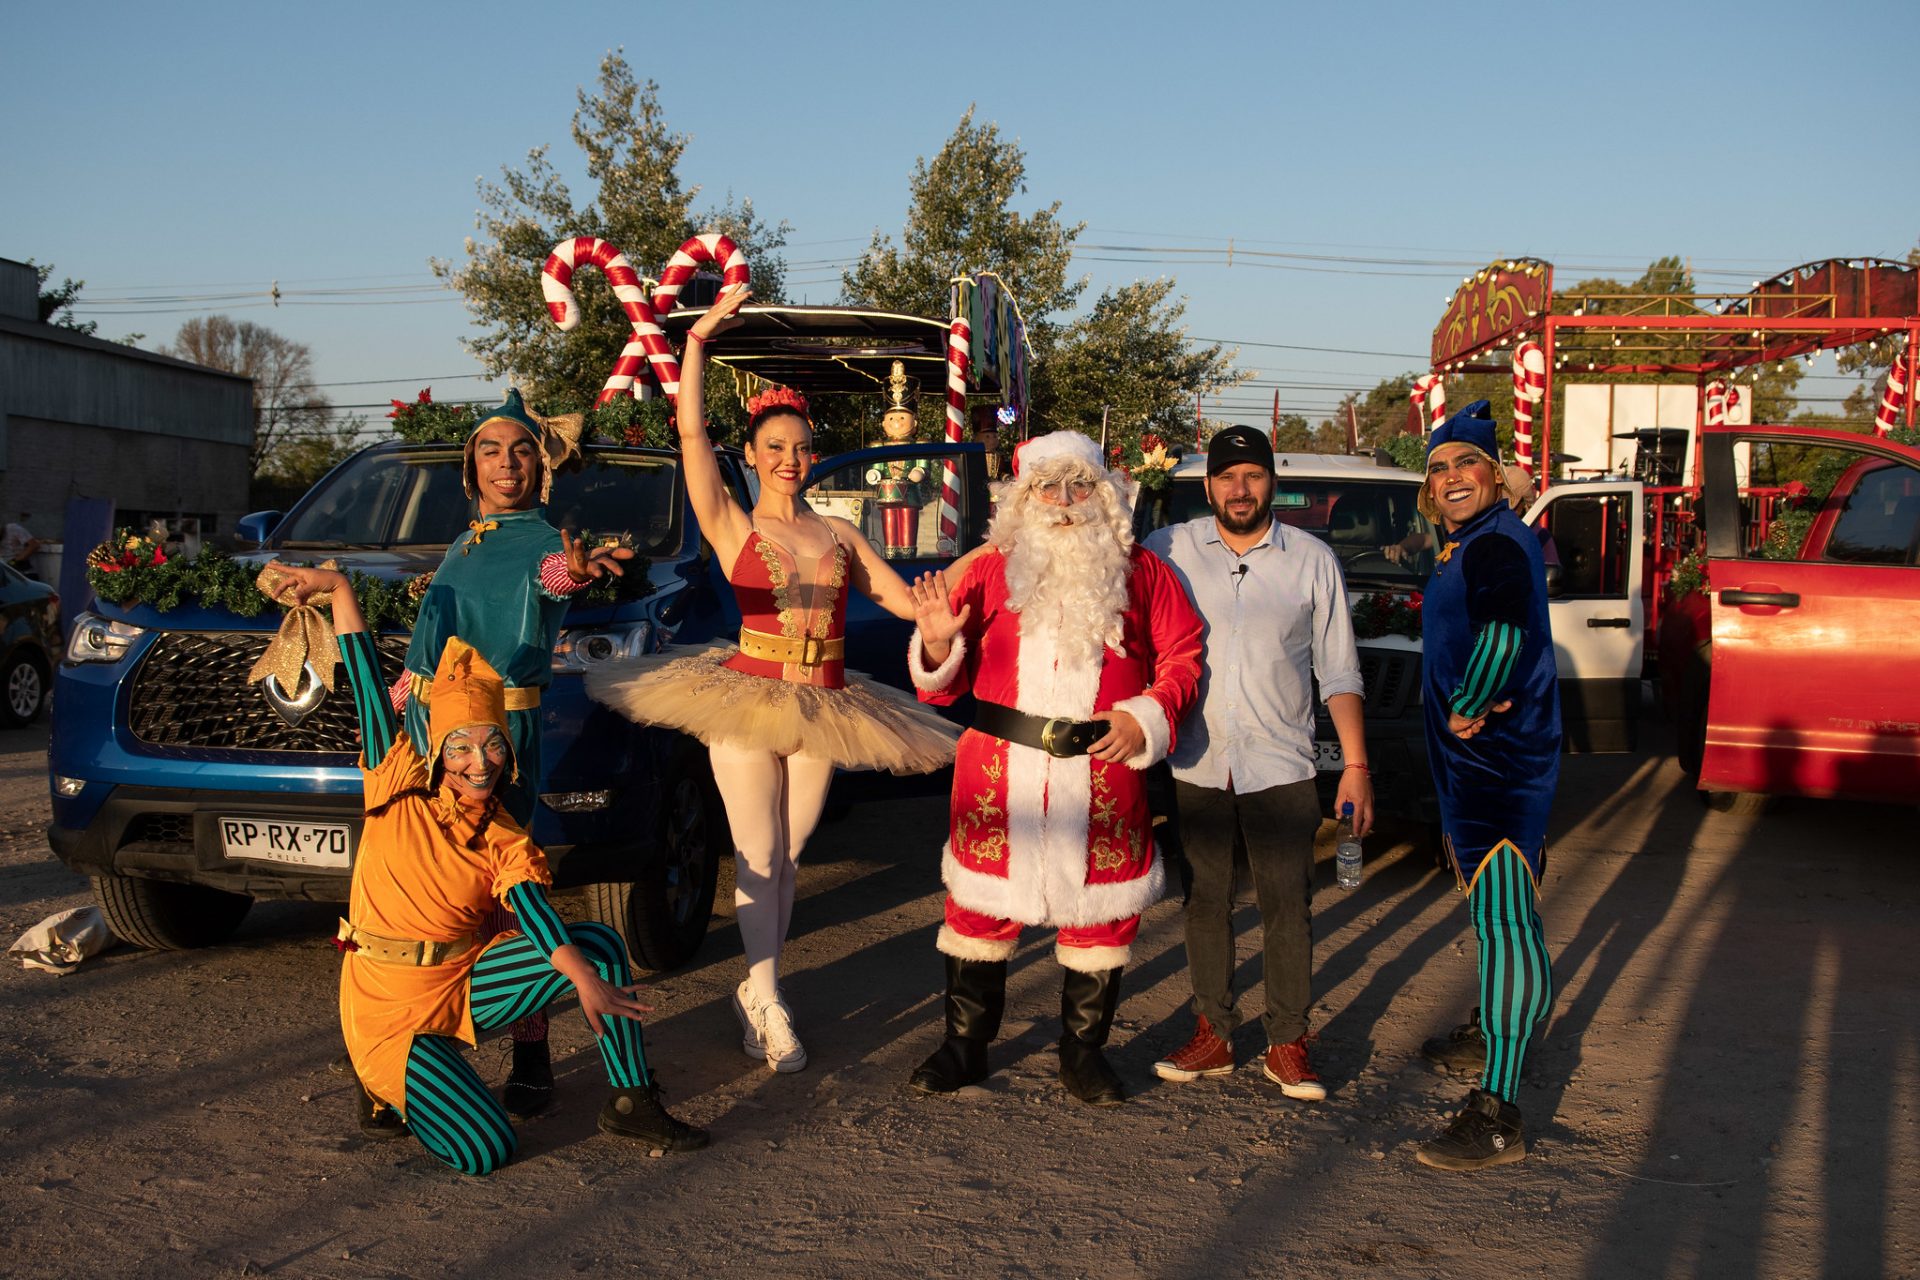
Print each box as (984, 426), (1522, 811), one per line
(403, 508), (569, 824)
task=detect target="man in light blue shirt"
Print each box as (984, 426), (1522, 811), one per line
(1143, 426), (1374, 1100)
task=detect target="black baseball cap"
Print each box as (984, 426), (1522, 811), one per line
(1206, 425), (1274, 476)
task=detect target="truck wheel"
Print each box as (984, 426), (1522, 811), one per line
(90, 873), (252, 950)
(0, 650), (49, 728)
(1674, 658), (1710, 782)
(586, 747), (725, 973)
(1701, 788), (1769, 816)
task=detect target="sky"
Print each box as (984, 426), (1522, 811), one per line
(5, 0), (1915, 436)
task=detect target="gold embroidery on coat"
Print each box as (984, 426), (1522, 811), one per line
(1087, 765), (1144, 872)
(959, 749), (1008, 862)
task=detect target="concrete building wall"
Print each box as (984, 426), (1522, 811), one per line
(0, 260), (254, 539)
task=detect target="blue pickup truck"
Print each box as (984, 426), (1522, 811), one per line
(50, 338), (993, 969)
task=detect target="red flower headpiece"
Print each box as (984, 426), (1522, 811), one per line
(745, 385), (810, 422)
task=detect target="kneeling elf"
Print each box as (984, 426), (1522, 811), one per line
(270, 562), (705, 1174)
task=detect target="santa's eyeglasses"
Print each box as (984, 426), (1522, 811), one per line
(1029, 478), (1096, 504)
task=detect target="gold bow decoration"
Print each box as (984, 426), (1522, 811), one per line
(247, 563), (342, 694)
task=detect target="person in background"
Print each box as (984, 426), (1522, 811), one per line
(1143, 425), (1373, 1102)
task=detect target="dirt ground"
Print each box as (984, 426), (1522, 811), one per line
(1, 713), (1916, 1280)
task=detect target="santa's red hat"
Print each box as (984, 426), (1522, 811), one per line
(1011, 430), (1103, 478)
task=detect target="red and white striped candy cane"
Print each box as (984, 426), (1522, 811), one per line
(1511, 341), (1545, 473)
(939, 317), (970, 551)
(1410, 374), (1447, 434)
(541, 237), (662, 406)
(1704, 379), (1730, 428)
(635, 233), (752, 404)
(1873, 344), (1909, 438)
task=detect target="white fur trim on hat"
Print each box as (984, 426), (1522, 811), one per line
(1013, 431), (1103, 476)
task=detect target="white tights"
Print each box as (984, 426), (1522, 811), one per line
(707, 742), (835, 1005)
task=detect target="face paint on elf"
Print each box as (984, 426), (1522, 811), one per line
(439, 724), (511, 801)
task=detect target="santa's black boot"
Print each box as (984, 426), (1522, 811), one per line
(1058, 966), (1127, 1106)
(910, 955), (1008, 1094)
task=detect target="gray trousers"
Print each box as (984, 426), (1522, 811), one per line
(1174, 777), (1322, 1044)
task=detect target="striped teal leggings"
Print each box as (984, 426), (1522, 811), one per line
(402, 921), (650, 1176)
(1471, 848), (1553, 1103)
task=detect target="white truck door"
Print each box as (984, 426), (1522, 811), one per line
(1523, 480), (1646, 752)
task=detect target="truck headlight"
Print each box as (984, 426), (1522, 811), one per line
(552, 621), (656, 671)
(65, 613), (146, 664)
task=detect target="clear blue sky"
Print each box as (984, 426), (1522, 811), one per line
(5, 0), (1914, 431)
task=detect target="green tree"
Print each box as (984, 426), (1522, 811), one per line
(843, 110), (1240, 459)
(29, 260), (97, 336)
(1041, 278), (1242, 456)
(163, 315), (341, 480)
(433, 52), (790, 412)
(1273, 412), (1314, 453)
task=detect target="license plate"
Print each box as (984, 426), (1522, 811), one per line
(1312, 741), (1345, 772)
(220, 818), (352, 868)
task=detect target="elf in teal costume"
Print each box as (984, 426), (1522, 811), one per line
(1411, 400), (1558, 1173)
(391, 389), (632, 1118)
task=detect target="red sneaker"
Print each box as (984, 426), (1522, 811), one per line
(1262, 1035), (1326, 1101)
(1153, 1016), (1235, 1082)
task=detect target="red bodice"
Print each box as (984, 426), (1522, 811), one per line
(723, 530), (850, 689)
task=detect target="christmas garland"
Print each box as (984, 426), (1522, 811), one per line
(1351, 588), (1423, 640)
(85, 529), (620, 632)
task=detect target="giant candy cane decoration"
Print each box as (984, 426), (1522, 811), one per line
(939, 316), (970, 551)
(541, 232), (750, 408)
(1704, 379), (1730, 428)
(541, 237), (663, 406)
(1410, 374), (1447, 434)
(1873, 343), (1910, 438)
(1511, 341), (1545, 473)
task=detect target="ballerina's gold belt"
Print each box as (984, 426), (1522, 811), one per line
(737, 627), (844, 667)
(335, 919), (475, 966)
(410, 677), (542, 710)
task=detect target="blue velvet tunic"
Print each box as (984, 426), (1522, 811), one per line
(1420, 501), (1560, 886)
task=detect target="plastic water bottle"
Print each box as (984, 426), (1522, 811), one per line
(1336, 802), (1363, 890)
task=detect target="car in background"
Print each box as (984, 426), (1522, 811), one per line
(0, 561), (59, 727)
(1661, 423), (1920, 809)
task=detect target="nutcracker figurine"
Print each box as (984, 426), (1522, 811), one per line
(867, 360), (927, 558)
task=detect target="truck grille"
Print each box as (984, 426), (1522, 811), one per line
(128, 632), (410, 753)
(1314, 648), (1420, 728)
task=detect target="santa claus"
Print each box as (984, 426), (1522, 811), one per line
(904, 430), (1203, 1105)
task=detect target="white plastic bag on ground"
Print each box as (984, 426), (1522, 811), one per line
(9, 905), (113, 974)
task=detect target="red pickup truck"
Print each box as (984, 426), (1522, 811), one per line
(1660, 423), (1920, 808)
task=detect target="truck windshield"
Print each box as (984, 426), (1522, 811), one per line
(1163, 477), (1439, 585)
(274, 448), (682, 554)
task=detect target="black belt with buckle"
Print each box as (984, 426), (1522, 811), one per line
(974, 700), (1105, 758)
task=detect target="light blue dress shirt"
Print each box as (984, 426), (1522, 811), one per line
(1144, 515), (1364, 793)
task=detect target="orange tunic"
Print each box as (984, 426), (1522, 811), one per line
(337, 739), (551, 1116)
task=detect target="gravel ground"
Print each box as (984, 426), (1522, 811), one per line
(1, 717), (1915, 1279)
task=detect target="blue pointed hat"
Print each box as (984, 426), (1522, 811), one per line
(1426, 399), (1500, 462)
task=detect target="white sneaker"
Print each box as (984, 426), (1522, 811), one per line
(733, 980), (767, 1059)
(761, 997), (808, 1073)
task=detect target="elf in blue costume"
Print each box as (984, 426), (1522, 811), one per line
(390, 389), (632, 1120)
(1411, 400), (1558, 1172)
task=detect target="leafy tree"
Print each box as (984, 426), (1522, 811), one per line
(163, 315), (340, 479)
(1273, 412), (1314, 453)
(1041, 278), (1242, 456)
(843, 109), (1239, 460)
(28, 260), (97, 336)
(433, 52), (790, 411)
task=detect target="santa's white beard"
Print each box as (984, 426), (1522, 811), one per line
(994, 492), (1132, 669)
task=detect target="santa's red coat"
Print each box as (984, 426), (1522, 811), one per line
(909, 545), (1203, 929)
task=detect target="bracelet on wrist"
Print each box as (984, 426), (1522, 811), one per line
(1342, 762), (1370, 772)
(686, 332), (707, 345)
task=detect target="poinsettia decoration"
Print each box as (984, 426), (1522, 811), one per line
(388, 387), (481, 444)
(1122, 432), (1179, 491)
(1351, 589), (1422, 640)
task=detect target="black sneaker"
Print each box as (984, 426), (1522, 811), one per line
(356, 1081), (410, 1141)
(503, 1039), (555, 1119)
(597, 1083), (710, 1152)
(1420, 1007), (1486, 1075)
(1416, 1088), (1525, 1170)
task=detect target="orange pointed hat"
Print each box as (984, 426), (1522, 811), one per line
(428, 637), (516, 781)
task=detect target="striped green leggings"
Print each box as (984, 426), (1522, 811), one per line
(1471, 848), (1553, 1103)
(402, 921), (650, 1176)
